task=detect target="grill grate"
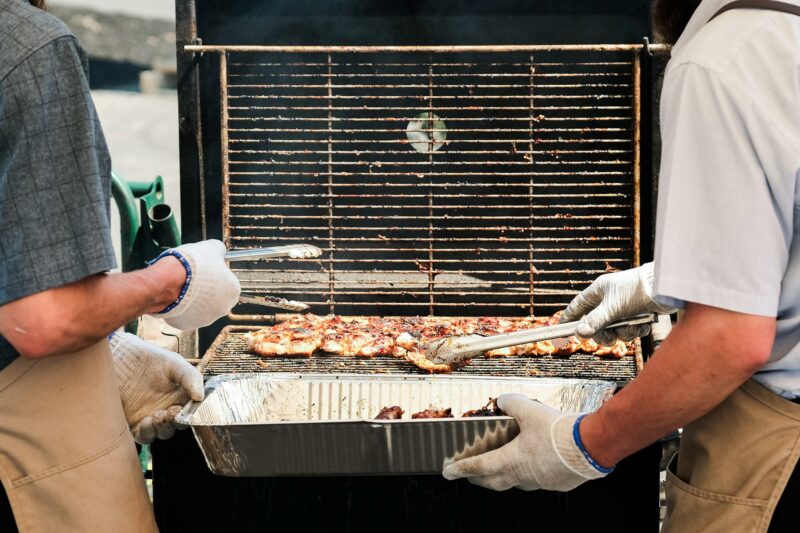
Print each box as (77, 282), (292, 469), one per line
(200, 326), (643, 383)
(203, 45), (643, 318)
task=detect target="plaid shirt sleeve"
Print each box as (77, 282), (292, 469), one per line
(0, 35), (117, 307)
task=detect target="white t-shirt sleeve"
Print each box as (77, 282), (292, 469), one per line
(653, 63), (797, 317)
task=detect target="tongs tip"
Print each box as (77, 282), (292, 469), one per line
(425, 334), (486, 365)
(286, 244), (323, 259)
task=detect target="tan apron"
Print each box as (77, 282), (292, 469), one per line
(663, 379), (800, 532)
(0, 341), (157, 532)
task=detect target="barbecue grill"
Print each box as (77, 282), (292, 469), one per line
(154, 1), (668, 531)
(196, 43), (652, 382)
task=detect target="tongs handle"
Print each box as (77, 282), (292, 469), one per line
(225, 244), (322, 261)
(474, 313), (655, 351)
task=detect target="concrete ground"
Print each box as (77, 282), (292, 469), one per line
(91, 89), (181, 268)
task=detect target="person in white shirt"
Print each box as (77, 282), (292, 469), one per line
(443, 1), (800, 530)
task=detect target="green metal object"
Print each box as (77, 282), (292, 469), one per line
(111, 173), (182, 475)
(111, 173), (181, 273)
(139, 444), (151, 474)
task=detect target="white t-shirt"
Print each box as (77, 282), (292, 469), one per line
(652, 0), (800, 397)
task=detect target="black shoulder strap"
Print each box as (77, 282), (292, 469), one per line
(711, 0), (800, 21)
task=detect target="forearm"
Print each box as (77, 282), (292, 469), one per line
(580, 303), (775, 468)
(0, 257), (185, 358)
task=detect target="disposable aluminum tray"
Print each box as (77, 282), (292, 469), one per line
(176, 373), (615, 476)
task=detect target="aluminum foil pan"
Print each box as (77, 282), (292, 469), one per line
(176, 373), (615, 476)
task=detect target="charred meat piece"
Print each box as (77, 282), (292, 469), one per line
(555, 336), (583, 357)
(595, 339), (629, 358)
(411, 408), (453, 419)
(580, 337), (600, 353)
(395, 331), (454, 373)
(485, 346), (515, 357)
(462, 398), (507, 417)
(246, 319), (323, 357)
(403, 349), (455, 374)
(375, 406), (404, 420)
(543, 311), (563, 327)
(320, 318), (395, 357)
(535, 340), (557, 356)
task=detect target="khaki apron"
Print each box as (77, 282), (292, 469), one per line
(663, 379), (800, 532)
(0, 341), (157, 532)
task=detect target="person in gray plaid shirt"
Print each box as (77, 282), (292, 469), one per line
(0, 1), (240, 530)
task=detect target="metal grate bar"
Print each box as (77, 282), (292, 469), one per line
(187, 43), (667, 52)
(228, 182), (631, 188)
(326, 53), (336, 313)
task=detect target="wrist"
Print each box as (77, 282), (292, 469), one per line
(144, 255), (188, 314)
(577, 412), (619, 471)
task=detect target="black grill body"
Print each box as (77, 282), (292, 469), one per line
(154, 1), (665, 531)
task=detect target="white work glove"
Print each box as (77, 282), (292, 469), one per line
(443, 395), (610, 491)
(150, 239), (241, 330)
(560, 262), (677, 346)
(109, 332), (204, 445)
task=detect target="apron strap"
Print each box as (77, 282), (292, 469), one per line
(710, 0), (800, 21)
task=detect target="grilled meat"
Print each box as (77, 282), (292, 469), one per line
(594, 339), (629, 359)
(245, 318), (322, 357)
(246, 313), (634, 371)
(555, 336), (583, 357)
(580, 338), (600, 353)
(403, 348), (456, 374)
(411, 408), (453, 419)
(375, 406), (404, 420)
(535, 340), (557, 356)
(462, 398), (507, 417)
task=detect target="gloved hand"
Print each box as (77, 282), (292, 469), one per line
(150, 239), (241, 330)
(560, 262), (677, 346)
(109, 332), (204, 445)
(443, 394), (610, 491)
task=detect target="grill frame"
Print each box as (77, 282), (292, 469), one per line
(191, 44), (661, 319)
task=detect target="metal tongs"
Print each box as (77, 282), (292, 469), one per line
(225, 244), (323, 312)
(224, 244), (322, 262)
(425, 313), (658, 366)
